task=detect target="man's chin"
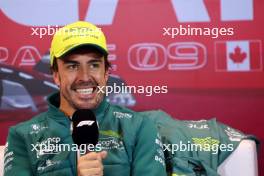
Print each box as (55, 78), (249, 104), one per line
(71, 93), (104, 109)
(72, 98), (99, 109)
(74, 102), (97, 110)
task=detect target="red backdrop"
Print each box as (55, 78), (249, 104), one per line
(0, 0), (263, 174)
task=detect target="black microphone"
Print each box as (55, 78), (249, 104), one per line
(72, 109), (99, 153)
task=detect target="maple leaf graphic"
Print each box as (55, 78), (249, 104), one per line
(229, 46), (247, 63)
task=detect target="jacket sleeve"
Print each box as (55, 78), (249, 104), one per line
(4, 127), (33, 176)
(131, 117), (167, 176)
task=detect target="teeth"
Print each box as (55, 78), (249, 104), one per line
(76, 88), (93, 94)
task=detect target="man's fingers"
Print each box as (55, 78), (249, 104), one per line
(79, 167), (103, 176)
(77, 151), (107, 176)
(78, 159), (101, 169)
(79, 151), (107, 163)
(79, 152), (98, 162)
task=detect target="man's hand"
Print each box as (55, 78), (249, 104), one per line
(77, 151), (107, 176)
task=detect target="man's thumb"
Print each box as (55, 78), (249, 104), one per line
(100, 151), (107, 159)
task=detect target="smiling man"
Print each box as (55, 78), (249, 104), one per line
(53, 47), (108, 115)
(4, 21), (167, 176)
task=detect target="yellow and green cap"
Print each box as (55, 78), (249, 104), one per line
(50, 21), (108, 66)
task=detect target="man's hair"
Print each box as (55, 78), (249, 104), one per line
(50, 46), (111, 72)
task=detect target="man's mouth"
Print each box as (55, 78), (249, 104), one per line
(75, 87), (97, 95)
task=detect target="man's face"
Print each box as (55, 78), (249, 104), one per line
(53, 49), (109, 115)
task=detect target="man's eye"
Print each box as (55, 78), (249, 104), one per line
(90, 63), (100, 69)
(67, 64), (78, 70)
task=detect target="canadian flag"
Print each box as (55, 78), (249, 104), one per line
(215, 40), (262, 72)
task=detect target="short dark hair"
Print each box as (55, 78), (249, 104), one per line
(50, 46), (111, 72)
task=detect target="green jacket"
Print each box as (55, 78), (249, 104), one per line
(140, 110), (258, 176)
(4, 93), (167, 176)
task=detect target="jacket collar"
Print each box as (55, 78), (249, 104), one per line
(47, 92), (109, 123)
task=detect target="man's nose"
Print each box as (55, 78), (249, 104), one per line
(77, 66), (92, 81)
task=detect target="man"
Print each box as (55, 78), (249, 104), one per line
(4, 21), (167, 176)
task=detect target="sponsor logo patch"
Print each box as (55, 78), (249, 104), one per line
(99, 137), (124, 150)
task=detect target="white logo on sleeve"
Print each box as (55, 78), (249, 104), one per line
(30, 123), (48, 134)
(77, 120), (95, 127)
(113, 111), (132, 119)
(225, 127), (245, 141)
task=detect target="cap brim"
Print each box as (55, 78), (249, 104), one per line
(57, 43), (108, 59)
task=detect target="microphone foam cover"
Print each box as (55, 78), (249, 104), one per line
(72, 109), (99, 147)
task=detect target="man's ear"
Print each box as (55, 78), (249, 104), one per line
(53, 71), (60, 87)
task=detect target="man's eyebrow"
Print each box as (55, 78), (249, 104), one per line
(88, 58), (103, 63)
(62, 58), (102, 65)
(63, 60), (79, 64)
